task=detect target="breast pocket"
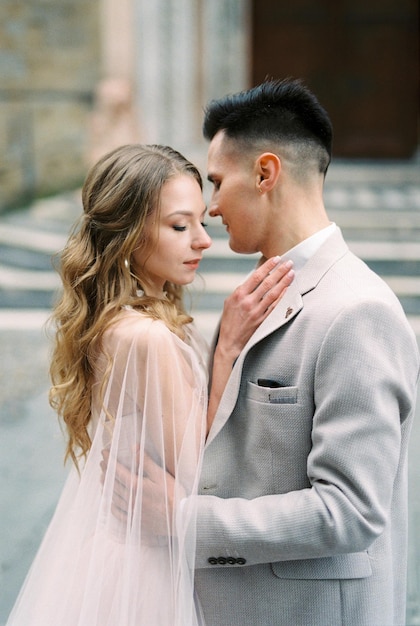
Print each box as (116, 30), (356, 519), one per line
(245, 380), (311, 492)
(247, 380), (298, 404)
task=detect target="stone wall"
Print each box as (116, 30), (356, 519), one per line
(0, 0), (250, 213)
(0, 0), (100, 213)
(132, 0), (250, 171)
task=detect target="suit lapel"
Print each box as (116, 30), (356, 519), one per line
(205, 282), (303, 446)
(205, 229), (349, 447)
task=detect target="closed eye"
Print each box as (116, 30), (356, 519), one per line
(173, 225), (187, 232)
(207, 175), (220, 191)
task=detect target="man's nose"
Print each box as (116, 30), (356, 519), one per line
(208, 202), (219, 217)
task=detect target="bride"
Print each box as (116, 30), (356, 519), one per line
(6, 144), (293, 625)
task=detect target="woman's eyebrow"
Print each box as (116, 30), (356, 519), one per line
(166, 208), (207, 218)
(166, 210), (193, 217)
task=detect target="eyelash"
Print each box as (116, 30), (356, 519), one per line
(173, 223), (208, 232)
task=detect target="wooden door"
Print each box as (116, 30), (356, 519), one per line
(252, 0), (419, 158)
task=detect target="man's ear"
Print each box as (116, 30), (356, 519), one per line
(255, 152), (281, 193)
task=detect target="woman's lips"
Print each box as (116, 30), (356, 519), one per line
(184, 259), (201, 269)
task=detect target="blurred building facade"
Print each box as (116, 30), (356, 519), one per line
(91, 0), (250, 171)
(1, 0), (418, 214)
(0, 0), (101, 213)
(252, 0), (419, 159)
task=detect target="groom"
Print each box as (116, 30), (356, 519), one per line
(113, 79), (420, 625)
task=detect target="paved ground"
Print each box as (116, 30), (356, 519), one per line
(0, 155), (420, 624)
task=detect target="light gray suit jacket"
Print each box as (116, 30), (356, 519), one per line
(194, 229), (419, 626)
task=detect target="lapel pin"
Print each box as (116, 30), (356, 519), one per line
(285, 307), (293, 319)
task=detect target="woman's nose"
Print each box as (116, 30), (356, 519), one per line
(194, 228), (212, 250)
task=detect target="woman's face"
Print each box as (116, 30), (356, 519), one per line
(132, 174), (211, 297)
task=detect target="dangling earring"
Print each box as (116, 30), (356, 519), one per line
(124, 258), (130, 269)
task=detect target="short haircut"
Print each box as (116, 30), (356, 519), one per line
(203, 78), (333, 175)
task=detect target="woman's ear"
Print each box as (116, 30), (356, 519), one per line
(255, 152), (281, 194)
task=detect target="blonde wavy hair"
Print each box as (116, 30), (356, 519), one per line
(49, 144), (203, 466)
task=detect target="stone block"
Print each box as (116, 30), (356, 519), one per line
(0, 0), (100, 213)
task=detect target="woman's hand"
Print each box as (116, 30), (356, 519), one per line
(101, 448), (179, 542)
(217, 256), (294, 359)
(207, 257), (294, 433)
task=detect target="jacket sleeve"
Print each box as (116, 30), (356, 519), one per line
(191, 299), (419, 568)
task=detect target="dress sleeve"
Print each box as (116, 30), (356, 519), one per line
(100, 312), (206, 484)
(6, 311), (207, 626)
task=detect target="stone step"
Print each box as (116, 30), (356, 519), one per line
(0, 308), (419, 344)
(0, 264), (60, 290)
(2, 239), (420, 287)
(2, 199), (420, 318)
(330, 210), (420, 242)
(3, 200), (420, 254)
(2, 262), (420, 318)
(0, 223), (66, 255)
(0, 289), (57, 309)
(1, 236), (420, 283)
(323, 185), (420, 212)
(203, 238), (420, 259)
(196, 272), (420, 296)
(189, 291), (420, 319)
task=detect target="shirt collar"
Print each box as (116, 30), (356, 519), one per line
(281, 223), (336, 273)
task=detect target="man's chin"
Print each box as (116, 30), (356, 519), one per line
(229, 241), (258, 255)
(228, 240), (242, 253)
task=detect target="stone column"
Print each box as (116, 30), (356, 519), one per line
(200, 0), (251, 104)
(132, 0), (250, 165)
(133, 0), (200, 150)
(87, 0), (141, 164)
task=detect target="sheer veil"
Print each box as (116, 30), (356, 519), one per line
(7, 309), (208, 625)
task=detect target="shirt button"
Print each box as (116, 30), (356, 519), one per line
(208, 557), (218, 565)
(217, 557), (227, 564)
(236, 557), (246, 565)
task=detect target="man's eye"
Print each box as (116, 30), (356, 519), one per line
(173, 225), (187, 232)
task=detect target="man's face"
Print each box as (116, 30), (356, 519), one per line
(207, 131), (265, 254)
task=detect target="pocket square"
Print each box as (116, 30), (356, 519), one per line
(257, 378), (282, 388)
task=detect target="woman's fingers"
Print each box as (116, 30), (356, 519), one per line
(217, 256), (294, 357)
(235, 256), (294, 320)
(260, 263), (295, 313)
(251, 257), (294, 302)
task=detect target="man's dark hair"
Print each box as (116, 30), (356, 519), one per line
(203, 78), (333, 174)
